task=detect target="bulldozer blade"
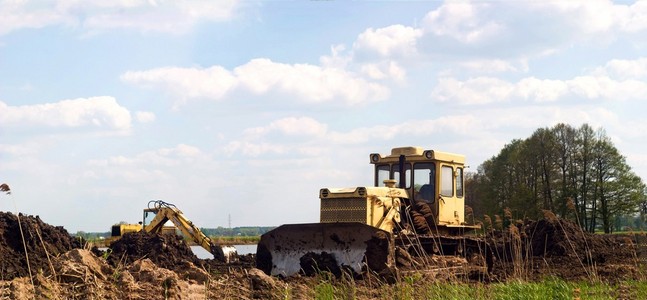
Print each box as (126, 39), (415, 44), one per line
(257, 222), (392, 277)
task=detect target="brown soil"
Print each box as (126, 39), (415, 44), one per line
(1, 210), (645, 299)
(488, 214), (641, 281)
(0, 212), (81, 280)
(105, 231), (201, 271)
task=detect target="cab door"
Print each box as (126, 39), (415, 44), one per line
(437, 164), (464, 225)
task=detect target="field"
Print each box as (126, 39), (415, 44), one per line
(0, 210), (645, 299)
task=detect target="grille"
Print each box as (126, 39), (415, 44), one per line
(320, 197), (367, 223)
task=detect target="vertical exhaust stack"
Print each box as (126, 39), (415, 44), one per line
(398, 155), (406, 190)
(397, 154), (410, 230)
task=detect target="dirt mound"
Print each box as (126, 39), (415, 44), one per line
(525, 217), (630, 263)
(1, 248), (211, 300)
(489, 214), (639, 281)
(53, 249), (121, 299)
(107, 231), (200, 271)
(494, 215), (634, 262)
(0, 212), (81, 280)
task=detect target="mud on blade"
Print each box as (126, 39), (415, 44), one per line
(256, 222), (392, 277)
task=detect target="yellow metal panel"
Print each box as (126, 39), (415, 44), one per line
(390, 146), (424, 156)
(369, 147), (465, 166)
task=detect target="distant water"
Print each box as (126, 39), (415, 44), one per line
(191, 244), (257, 259)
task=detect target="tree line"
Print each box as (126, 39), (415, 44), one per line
(466, 123), (647, 233)
(200, 226), (275, 237)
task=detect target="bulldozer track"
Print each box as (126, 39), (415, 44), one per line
(394, 234), (494, 275)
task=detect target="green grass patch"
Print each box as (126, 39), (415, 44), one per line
(299, 276), (647, 300)
(492, 278), (572, 300)
(423, 282), (483, 300)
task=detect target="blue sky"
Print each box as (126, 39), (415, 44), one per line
(1, 0), (647, 233)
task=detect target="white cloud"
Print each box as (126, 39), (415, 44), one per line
(224, 117), (328, 157)
(234, 59), (389, 105)
(0, 143), (39, 156)
(223, 141), (289, 157)
(593, 57), (647, 79)
(516, 78), (569, 102)
(353, 25), (422, 57)
(222, 107), (629, 159)
(243, 117), (328, 138)
(88, 144), (204, 168)
(621, 0), (647, 32)
(0, 1), (71, 35)
(431, 77), (514, 105)
(123, 58), (390, 106)
(135, 111), (156, 123)
(320, 44), (351, 69)
(121, 66), (237, 105)
(534, 0), (647, 34)
(568, 75), (647, 100)
(0, 96), (132, 130)
(431, 74), (647, 105)
(321, 1), (642, 85)
(458, 59), (523, 74)
(421, 2), (503, 44)
(361, 61), (406, 82)
(0, 0), (239, 35)
(224, 115), (485, 158)
(411, 0), (647, 62)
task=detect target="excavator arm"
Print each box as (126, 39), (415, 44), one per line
(143, 200), (237, 263)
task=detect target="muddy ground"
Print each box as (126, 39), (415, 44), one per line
(0, 211), (645, 299)
(487, 212), (645, 282)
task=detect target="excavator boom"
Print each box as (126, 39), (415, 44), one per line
(144, 200), (237, 263)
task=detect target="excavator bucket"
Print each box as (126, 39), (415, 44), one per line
(256, 222), (393, 277)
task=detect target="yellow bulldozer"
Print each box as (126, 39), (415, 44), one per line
(106, 200), (237, 263)
(257, 146), (492, 277)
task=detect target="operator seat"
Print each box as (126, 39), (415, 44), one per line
(418, 184), (434, 203)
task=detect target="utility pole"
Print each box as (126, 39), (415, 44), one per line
(228, 213), (232, 236)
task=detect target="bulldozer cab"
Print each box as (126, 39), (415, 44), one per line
(370, 146), (466, 226)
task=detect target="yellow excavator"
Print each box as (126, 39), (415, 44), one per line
(257, 146), (492, 277)
(108, 200), (237, 263)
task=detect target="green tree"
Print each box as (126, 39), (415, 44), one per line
(591, 134), (644, 233)
(528, 128), (557, 211)
(466, 124), (645, 232)
(575, 124), (596, 231)
(552, 123), (578, 217)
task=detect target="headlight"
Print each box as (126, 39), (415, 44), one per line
(357, 187), (367, 197)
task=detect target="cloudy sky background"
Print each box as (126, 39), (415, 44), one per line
(1, 0), (646, 233)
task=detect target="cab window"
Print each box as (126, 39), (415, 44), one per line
(440, 165), (454, 197)
(456, 167), (464, 197)
(376, 165), (390, 187)
(392, 163), (411, 189)
(413, 162), (435, 202)
(143, 211), (157, 227)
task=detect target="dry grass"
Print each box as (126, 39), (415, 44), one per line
(3, 182), (36, 293)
